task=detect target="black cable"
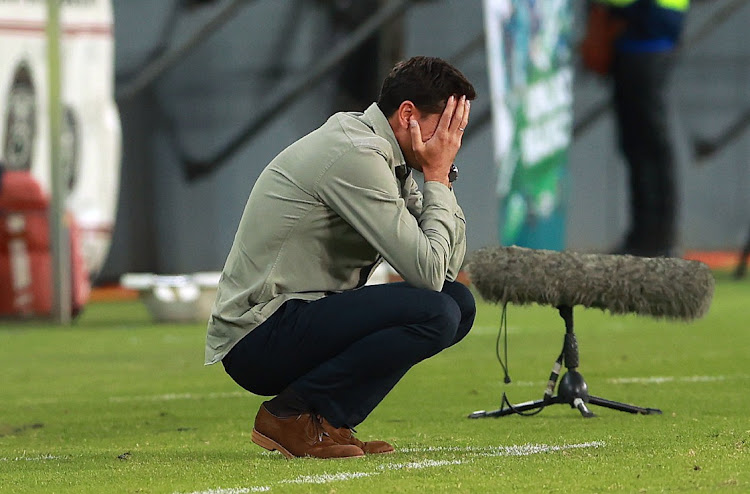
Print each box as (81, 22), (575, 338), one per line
(495, 302), (511, 384)
(493, 303), (542, 416)
(498, 391), (546, 417)
(493, 305), (568, 417)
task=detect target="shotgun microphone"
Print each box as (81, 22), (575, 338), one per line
(466, 245), (714, 321)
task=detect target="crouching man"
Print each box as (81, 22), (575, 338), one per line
(206, 56), (477, 459)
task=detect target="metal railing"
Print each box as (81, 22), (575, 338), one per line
(179, 0), (414, 179)
(116, 0), (256, 101)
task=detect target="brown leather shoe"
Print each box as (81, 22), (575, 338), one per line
(251, 404), (364, 459)
(319, 417), (395, 454)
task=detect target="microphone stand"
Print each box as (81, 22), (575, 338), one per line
(468, 305), (662, 418)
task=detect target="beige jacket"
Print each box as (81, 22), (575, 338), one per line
(205, 103), (466, 364)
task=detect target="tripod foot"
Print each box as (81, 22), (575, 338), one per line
(573, 398), (595, 418)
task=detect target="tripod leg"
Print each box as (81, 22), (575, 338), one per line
(468, 397), (554, 418)
(588, 395), (662, 415)
(573, 398), (595, 418)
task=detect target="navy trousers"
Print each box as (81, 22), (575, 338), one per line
(613, 49), (678, 256)
(222, 281), (476, 428)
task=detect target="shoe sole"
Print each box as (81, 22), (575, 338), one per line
(252, 428), (295, 459)
(251, 428), (365, 459)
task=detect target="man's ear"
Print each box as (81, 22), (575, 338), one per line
(396, 101), (418, 128)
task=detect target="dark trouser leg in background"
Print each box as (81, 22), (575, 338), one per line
(734, 225), (750, 279)
(223, 281), (476, 428)
(613, 50), (678, 257)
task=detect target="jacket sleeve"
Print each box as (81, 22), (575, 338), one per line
(316, 146), (461, 291)
(402, 171), (423, 219)
(402, 169), (467, 282)
(447, 202), (467, 282)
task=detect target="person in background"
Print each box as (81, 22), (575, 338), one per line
(205, 56), (477, 459)
(581, 0), (690, 257)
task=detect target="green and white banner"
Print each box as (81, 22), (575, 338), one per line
(483, 0), (573, 250)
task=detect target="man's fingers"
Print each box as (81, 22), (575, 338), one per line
(436, 95), (457, 133)
(409, 118), (423, 151)
(459, 99), (470, 134)
(450, 95), (467, 132)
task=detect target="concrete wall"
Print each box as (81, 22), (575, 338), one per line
(101, 0), (750, 281)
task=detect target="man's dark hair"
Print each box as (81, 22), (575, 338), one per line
(377, 56), (477, 117)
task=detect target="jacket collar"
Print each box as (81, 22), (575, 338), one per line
(363, 103), (407, 169)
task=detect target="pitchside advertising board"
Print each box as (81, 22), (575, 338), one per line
(483, 0), (572, 250)
(0, 0), (120, 314)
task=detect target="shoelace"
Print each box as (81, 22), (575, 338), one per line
(322, 417), (360, 442)
(330, 423), (363, 446)
(341, 427), (357, 440)
(299, 414), (329, 443)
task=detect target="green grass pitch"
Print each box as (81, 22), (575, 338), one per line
(1, 271), (748, 493)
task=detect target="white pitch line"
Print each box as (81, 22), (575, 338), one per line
(109, 391), (248, 403)
(174, 441), (605, 494)
(498, 374), (748, 389)
(0, 454), (63, 462)
(380, 458), (466, 470)
(504, 380), (545, 387)
(606, 375), (738, 385)
(176, 487), (270, 494)
(282, 471), (373, 484)
(398, 441), (605, 456)
(108, 374), (736, 404)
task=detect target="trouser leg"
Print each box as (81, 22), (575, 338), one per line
(222, 281), (476, 428)
(612, 50), (678, 255)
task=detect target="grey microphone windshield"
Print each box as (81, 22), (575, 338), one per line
(467, 246), (714, 321)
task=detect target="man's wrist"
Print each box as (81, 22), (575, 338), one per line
(423, 176), (451, 188)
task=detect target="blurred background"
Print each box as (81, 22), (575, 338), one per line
(1, 0), (749, 317)
(108, 0), (749, 280)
